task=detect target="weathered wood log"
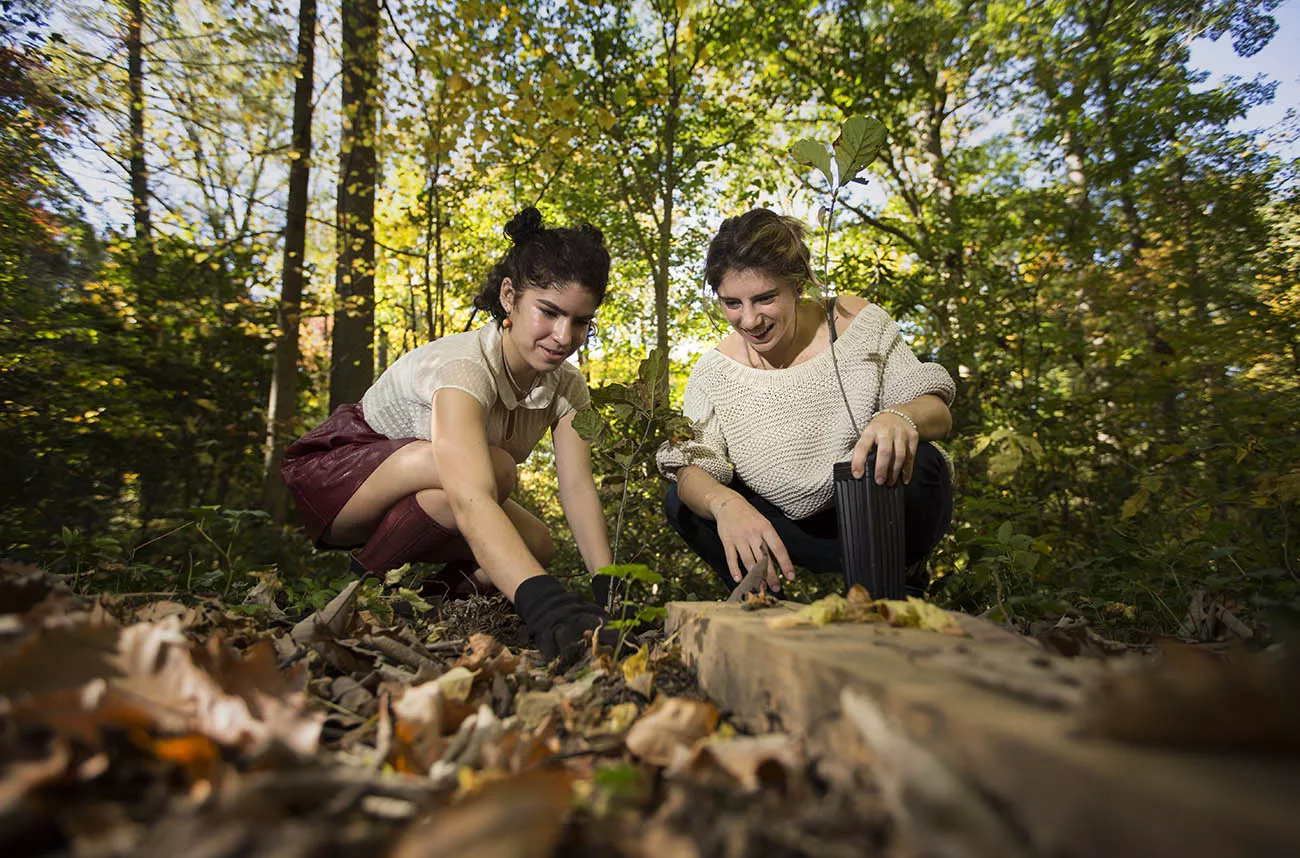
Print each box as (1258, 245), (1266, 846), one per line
(667, 601), (1300, 858)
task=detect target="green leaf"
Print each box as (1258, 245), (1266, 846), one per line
(189, 504), (222, 523)
(598, 563), (661, 584)
(833, 115), (886, 187)
(790, 138), (833, 186)
(590, 383), (632, 406)
(996, 521), (1013, 544)
(396, 587), (434, 613)
(572, 408), (606, 443)
(638, 347), (668, 393)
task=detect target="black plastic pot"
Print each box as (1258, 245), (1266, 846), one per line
(833, 455), (906, 600)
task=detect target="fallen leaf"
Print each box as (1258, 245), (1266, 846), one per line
(133, 600), (194, 625)
(594, 701), (640, 735)
(514, 691), (561, 731)
(740, 589), (780, 610)
(456, 633), (518, 676)
(388, 770), (574, 858)
(875, 597), (966, 636)
(620, 646), (650, 683)
(1034, 616), (1127, 658)
(135, 732), (220, 783)
(289, 581), (359, 645)
(670, 733), (802, 793)
(621, 647), (654, 698)
(626, 698), (719, 767)
(435, 666), (478, 703)
(392, 680), (446, 772)
(766, 594), (848, 629)
(2, 618), (322, 758)
(0, 737), (70, 815)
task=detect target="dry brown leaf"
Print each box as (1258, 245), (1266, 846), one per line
(2, 618), (322, 758)
(388, 770), (574, 858)
(638, 823), (702, 858)
(0, 619), (123, 698)
(740, 589), (780, 611)
(515, 691), (562, 731)
(392, 680), (447, 772)
(455, 633), (519, 676)
(626, 697), (719, 767)
(0, 738), (70, 815)
(1034, 616), (1128, 658)
(134, 732), (221, 783)
(289, 580), (359, 645)
(844, 584), (878, 621)
(669, 733), (802, 793)
(627, 670), (654, 699)
(480, 714), (560, 774)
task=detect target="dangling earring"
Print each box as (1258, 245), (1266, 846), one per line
(502, 317), (513, 330)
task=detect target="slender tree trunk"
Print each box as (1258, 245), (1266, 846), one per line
(125, 0), (155, 283)
(262, 0), (317, 520)
(329, 0), (381, 409)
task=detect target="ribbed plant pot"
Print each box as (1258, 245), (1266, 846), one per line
(833, 458), (905, 600)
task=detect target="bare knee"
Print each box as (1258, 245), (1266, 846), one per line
(517, 516), (556, 566)
(488, 447), (517, 502)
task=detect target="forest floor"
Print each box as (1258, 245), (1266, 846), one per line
(0, 560), (1293, 858)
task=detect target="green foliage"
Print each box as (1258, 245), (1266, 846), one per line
(5, 0), (1296, 645)
(574, 347), (694, 567)
(1, 235), (274, 546)
(597, 562), (669, 656)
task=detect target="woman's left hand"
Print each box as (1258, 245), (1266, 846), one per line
(851, 410), (919, 486)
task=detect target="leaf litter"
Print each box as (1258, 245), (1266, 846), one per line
(5, 562), (1295, 858)
(0, 563), (898, 858)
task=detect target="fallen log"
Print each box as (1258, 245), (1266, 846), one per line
(666, 601), (1300, 858)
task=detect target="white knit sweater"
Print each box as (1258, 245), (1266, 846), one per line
(656, 303), (955, 520)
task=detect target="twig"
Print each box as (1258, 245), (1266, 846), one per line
(361, 635), (434, 671)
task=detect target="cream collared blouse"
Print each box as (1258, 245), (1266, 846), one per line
(359, 322), (590, 463)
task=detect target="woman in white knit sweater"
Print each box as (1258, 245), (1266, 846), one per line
(656, 208), (955, 594)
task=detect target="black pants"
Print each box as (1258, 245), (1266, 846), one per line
(663, 442), (953, 594)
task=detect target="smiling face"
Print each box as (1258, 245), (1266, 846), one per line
(716, 268), (803, 358)
(500, 278), (599, 375)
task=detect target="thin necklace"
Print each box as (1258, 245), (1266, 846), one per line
(501, 335), (538, 397)
(747, 301), (801, 370)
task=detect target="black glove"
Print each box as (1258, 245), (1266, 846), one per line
(514, 575), (611, 665)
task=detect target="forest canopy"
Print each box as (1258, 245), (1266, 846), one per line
(2, 0), (1297, 636)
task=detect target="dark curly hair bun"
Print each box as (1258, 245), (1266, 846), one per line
(475, 208), (612, 320)
(577, 222), (606, 248)
(505, 207), (544, 243)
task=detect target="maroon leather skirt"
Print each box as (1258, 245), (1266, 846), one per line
(280, 404), (415, 546)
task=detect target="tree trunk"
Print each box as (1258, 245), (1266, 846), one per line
(329, 0), (381, 410)
(125, 0), (154, 283)
(261, 0), (317, 520)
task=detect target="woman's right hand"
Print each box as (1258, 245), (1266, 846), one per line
(712, 496), (794, 590)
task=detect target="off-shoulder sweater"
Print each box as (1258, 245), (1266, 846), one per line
(655, 303), (955, 520)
